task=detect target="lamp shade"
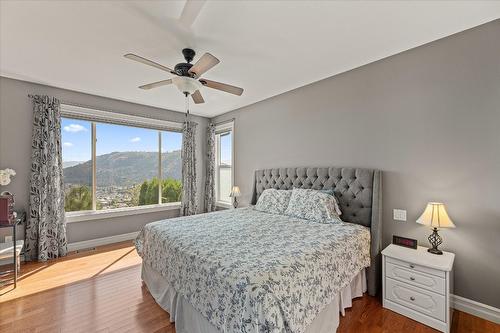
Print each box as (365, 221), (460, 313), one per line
(229, 186), (241, 197)
(416, 202), (455, 229)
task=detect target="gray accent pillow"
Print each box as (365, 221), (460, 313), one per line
(284, 188), (342, 223)
(255, 189), (292, 215)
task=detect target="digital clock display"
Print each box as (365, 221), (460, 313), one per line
(393, 235), (417, 249)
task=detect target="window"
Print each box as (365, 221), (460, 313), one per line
(61, 105), (183, 214)
(215, 122), (234, 206)
(61, 118), (92, 212)
(161, 131), (183, 203)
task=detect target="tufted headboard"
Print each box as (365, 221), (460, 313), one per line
(251, 167), (382, 296)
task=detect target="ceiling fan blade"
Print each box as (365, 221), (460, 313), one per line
(179, 0), (207, 27)
(124, 53), (174, 74)
(191, 90), (205, 104)
(200, 79), (244, 96)
(139, 79), (172, 90)
(188, 53), (220, 78)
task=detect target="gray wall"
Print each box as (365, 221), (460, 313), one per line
(213, 20), (500, 308)
(0, 76), (208, 243)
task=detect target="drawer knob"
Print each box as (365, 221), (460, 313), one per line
(410, 296), (415, 301)
(409, 264), (415, 269)
(410, 276), (415, 281)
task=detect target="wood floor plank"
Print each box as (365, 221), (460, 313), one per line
(1, 241), (498, 333)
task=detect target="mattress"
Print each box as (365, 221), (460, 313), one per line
(135, 207), (371, 333)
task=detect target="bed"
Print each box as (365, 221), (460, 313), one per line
(135, 167), (382, 333)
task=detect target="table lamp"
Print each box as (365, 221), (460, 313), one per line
(416, 202), (455, 255)
(229, 186), (241, 208)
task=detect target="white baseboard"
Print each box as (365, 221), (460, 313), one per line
(0, 254), (24, 266)
(452, 294), (500, 324)
(67, 231), (139, 252)
(1, 232), (138, 265)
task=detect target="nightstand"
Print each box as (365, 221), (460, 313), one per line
(382, 244), (455, 333)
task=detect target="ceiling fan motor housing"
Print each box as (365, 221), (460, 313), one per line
(174, 62), (194, 77)
(174, 48), (197, 76)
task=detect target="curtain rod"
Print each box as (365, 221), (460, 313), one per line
(27, 95), (185, 125)
(213, 118), (235, 126)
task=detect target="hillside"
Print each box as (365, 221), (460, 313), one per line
(63, 150), (181, 187)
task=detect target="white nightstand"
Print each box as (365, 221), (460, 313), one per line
(382, 244), (455, 333)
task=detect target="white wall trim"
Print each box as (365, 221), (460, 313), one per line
(1, 232), (138, 265)
(67, 231), (139, 252)
(66, 203), (180, 223)
(61, 103), (183, 131)
(452, 294), (500, 324)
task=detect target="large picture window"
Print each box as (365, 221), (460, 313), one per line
(215, 122), (234, 206)
(61, 105), (183, 214)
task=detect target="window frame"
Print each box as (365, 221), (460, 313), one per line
(61, 104), (183, 222)
(214, 121), (234, 208)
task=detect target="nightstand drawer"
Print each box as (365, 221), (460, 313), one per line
(386, 277), (445, 321)
(387, 256), (445, 278)
(386, 261), (445, 295)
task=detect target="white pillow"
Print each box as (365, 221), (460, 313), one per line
(284, 188), (342, 223)
(255, 189), (292, 215)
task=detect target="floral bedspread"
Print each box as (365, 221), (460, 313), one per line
(135, 207), (370, 333)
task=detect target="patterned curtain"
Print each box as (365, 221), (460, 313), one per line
(25, 95), (67, 261)
(204, 123), (216, 212)
(180, 120), (198, 216)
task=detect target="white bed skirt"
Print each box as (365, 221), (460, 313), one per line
(141, 263), (367, 333)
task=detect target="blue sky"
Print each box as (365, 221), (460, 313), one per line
(220, 132), (232, 165)
(61, 118), (183, 162)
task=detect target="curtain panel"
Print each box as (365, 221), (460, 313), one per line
(180, 120), (198, 216)
(25, 95), (67, 261)
(204, 123), (216, 212)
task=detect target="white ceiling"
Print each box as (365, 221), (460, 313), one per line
(1, 1), (499, 118)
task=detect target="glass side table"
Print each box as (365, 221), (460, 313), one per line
(0, 212), (25, 288)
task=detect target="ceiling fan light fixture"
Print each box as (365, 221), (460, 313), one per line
(172, 76), (202, 95)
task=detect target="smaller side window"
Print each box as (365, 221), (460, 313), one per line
(215, 122), (234, 206)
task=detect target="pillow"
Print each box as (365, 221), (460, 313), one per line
(319, 189), (343, 216)
(255, 189), (292, 215)
(284, 188), (342, 223)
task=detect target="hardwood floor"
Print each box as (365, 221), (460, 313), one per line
(1, 241), (498, 333)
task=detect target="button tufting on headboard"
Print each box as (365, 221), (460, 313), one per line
(252, 167), (375, 227)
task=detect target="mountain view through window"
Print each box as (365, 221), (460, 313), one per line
(61, 117), (182, 212)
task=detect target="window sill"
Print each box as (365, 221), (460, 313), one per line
(216, 201), (233, 209)
(65, 203), (181, 223)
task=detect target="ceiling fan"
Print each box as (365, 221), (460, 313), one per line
(124, 48), (244, 104)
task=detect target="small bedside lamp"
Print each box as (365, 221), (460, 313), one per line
(229, 186), (241, 208)
(416, 202), (455, 255)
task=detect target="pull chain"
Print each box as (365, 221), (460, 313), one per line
(185, 93), (190, 119)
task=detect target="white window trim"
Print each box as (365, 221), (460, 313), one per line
(66, 202), (181, 223)
(61, 104), (184, 221)
(214, 121), (234, 208)
(61, 104), (183, 131)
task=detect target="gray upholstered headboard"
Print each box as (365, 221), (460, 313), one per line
(251, 167), (382, 296)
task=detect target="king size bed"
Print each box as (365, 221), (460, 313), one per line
(135, 167), (382, 333)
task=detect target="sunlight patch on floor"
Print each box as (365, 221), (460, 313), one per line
(0, 242), (141, 302)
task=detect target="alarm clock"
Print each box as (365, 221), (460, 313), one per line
(392, 235), (418, 249)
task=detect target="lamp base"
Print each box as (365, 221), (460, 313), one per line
(427, 227), (444, 255)
(427, 247), (443, 255)
(233, 198), (238, 209)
